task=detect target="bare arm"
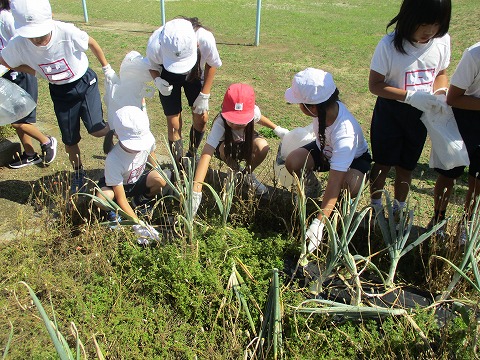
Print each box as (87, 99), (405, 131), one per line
(193, 144), (215, 192)
(432, 69), (448, 94)
(369, 69), (408, 101)
(149, 69), (161, 81)
(446, 84), (480, 111)
(316, 169), (347, 221)
(257, 115), (278, 130)
(112, 184), (138, 220)
(88, 36), (109, 67)
(0, 56), (35, 75)
(201, 63), (216, 95)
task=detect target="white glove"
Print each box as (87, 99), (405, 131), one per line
(404, 90), (444, 113)
(273, 126), (289, 139)
(306, 218), (324, 253)
(192, 191), (202, 217)
(102, 64), (119, 84)
(154, 77), (173, 96)
(193, 92), (210, 114)
(132, 223), (160, 245)
(434, 94), (449, 114)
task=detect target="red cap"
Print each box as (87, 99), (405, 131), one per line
(221, 83), (255, 125)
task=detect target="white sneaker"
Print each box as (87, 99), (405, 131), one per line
(246, 173), (268, 196)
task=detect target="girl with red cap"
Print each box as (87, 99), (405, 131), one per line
(191, 83), (289, 216)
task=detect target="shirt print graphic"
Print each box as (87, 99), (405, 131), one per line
(39, 59), (75, 82)
(404, 68), (435, 91)
(126, 164), (146, 184)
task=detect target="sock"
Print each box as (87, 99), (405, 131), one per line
(392, 200), (405, 213)
(371, 198), (382, 206)
(188, 126), (204, 153)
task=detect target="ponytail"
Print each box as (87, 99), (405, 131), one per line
(314, 88), (339, 154)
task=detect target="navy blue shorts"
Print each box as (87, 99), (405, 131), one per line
(370, 97), (426, 171)
(49, 68), (106, 146)
(3, 70), (37, 124)
(97, 170), (149, 198)
(301, 140), (372, 174)
(159, 67), (202, 116)
(437, 107), (480, 180)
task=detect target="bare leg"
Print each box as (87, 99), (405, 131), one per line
(250, 137), (270, 170)
(465, 175), (480, 218)
(65, 143), (82, 169)
(12, 123), (49, 154)
(433, 174), (455, 214)
(393, 165), (412, 203)
(370, 163), (391, 200)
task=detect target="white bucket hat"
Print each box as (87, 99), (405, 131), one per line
(159, 19), (197, 74)
(110, 106), (155, 152)
(11, 0), (54, 38)
(284, 68), (336, 105)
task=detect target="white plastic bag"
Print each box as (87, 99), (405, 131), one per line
(0, 77), (36, 125)
(274, 123), (316, 188)
(420, 106), (469, 170)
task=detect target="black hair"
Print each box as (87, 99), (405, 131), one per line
(222, 115), (254, 167)
(313, 88), (340, 154)
(387, 0), (451, 54)
(0, 0), (10, 11)
(103, 129), (116, 154)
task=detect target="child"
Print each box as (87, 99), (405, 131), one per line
(284, 68), (371, 253)
(0, 0), (116, 193)
(368, 0), (451, 215)
(431, 41), (480, 241)
(146, 17), (222, 164)
(191, 83), (289, 214)
(0, 0), (57, 168)
(96, 106), (168, 221)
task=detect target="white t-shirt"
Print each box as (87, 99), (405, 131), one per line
(2, 21), (90, 84)
(146, 25), (222, 79)
(104, 143), (155, 187)
(314, 102), (369, 172)
(0, 10), (15, 74)
(450, 42), (480, 99)
(206, 105), (261, 148)
(370, 32), (450, 93)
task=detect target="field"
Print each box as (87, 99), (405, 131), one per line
(0, 0), (479, 359)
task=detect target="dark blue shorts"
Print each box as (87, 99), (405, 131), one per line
(370, 97), (426, 171)
(159, 67), (202, 116)
(3, 70), (37, 124)
(301, 140), (372, 174)
(97, 170), (149, 198)
(436, 107), (480, 179)
(49, 68), (106, 146)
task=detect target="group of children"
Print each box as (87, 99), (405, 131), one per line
(1, 0), (479, 250)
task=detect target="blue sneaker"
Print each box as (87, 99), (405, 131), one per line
(70, 169), (86, 195)
(106, 210), (122, 229)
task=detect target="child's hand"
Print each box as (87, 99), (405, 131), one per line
(102, 64), (119, 84)
(273, 126), (289, 139)
(193, 92), (210, 114)
(192, 191), (202, 217)
(133, 223), (160, 245)
(306, 218), (324, 253)
(154, 77), (173, 96)
(404, 91), (444, 113)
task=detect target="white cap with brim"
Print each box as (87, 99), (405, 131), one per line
(284, 68), (336, 105)
(11, 0), (54, 38)
(159, 19), (197, 74)
(110, 106), (155, 152)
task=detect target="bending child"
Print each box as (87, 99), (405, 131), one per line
(191, 83), (289, 215)
(0, 0), (57, 168)
(146, 17), (222, 164)
(284, 68), (371, 253)
(0, 0), (117, 193)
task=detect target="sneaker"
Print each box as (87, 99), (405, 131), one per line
(426, 216), (447, 239)
(245, 173), (268, 196)
(70, 169), (86, 194)
(8, 152), (42, 169)
(106, 210), (122, 229)
(41, 136), (58, 165)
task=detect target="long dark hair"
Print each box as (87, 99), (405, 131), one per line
(178, 16), (208, 82)
(0, 0), (10, 11)
(314, 88), (340, 154)
(222, 115), (254, 167)
(387, 0), (451, 54)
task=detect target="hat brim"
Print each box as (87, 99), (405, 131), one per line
(163, 52), (197, 74)
(221, 110), (254, 125)
(120, 131), (155, 152)
(284, 87), (302, 104)
(15, 19), (54, 38)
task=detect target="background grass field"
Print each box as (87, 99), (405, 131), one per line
(1, 0), (479, 358)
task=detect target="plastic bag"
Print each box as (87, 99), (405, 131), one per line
(0, 77), (36, 125)
(420, 105), (469, 170)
